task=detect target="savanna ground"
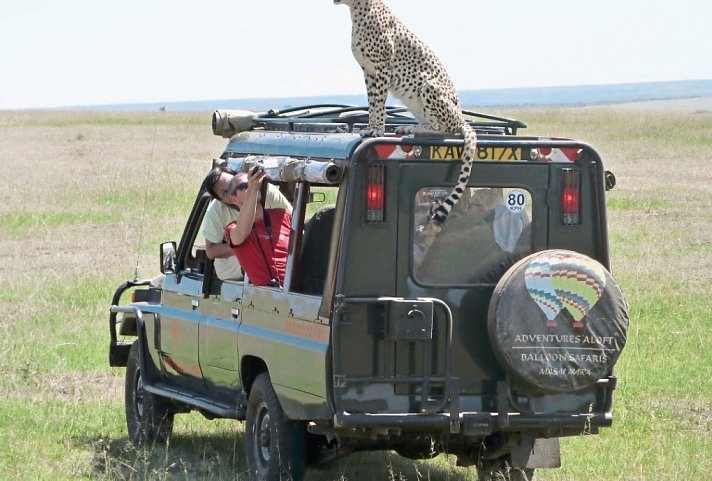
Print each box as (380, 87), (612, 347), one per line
(0, 102), (710, 480)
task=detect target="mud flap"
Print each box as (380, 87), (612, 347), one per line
(511, 437), (561, 469)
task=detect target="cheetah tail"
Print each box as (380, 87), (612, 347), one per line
(430, 123), (477, 225)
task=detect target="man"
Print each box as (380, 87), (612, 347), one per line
(200, 165), (291, 281)
(224, 166), (292, 287)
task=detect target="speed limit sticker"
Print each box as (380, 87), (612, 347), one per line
(505, 190), (527, 214)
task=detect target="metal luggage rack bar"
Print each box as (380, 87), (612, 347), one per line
(253, 104), (527, 136)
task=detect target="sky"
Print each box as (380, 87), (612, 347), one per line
(1, 0), (711, 110)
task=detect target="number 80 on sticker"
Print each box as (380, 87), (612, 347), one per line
(506, 190), (527, 214)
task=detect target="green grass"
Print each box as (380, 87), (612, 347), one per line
(95, 187), (199, 221)
(1, 107), (710, 480)
(606, 197), (670, 213)
(0, 277), (115, 382)
(0, 211), (120, 236)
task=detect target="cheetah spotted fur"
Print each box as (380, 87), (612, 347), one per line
(335, 0), (477, 225)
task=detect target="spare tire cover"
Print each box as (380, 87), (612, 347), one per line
(487, 249), (628, 393)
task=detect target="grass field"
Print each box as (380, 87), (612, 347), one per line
(0, 105), (710, 480)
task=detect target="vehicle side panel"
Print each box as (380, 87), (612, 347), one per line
(199, 293), (241, 400)
(159, 276), (205, 389)
(238, 285), (330, 419)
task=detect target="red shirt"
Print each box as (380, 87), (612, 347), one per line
(225, 208), (291, 286)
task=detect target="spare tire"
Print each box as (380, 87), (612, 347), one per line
(487, 250), (628, 393)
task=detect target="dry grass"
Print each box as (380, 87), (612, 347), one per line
(0, 105), (710, 480)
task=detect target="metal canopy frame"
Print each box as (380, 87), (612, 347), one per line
(252, 104), (528, 136)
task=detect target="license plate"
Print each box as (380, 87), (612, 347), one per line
(429, 145), (522, 161)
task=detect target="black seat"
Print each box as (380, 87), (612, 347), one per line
(296, 206), (335, 294)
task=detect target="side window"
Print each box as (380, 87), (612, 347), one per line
(304, 185), (338, 221)
(180, 194), (211, 278)
(413, 187), (532, 285)
(292, 185), (338, 295)
(187, 241), (207, 276)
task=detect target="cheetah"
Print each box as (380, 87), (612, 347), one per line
(335, 0), (477, 225)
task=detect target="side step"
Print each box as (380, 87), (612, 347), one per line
(147, 382), (244, 420)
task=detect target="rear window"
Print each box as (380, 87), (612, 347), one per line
(413, 187), (533, 285)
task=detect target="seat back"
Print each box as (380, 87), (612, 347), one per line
(296, 206), (335, 294)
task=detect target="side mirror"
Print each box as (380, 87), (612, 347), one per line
(605, 170), (617, 191)
(160, 241), (177, 274)
(308, 192), (326, 203)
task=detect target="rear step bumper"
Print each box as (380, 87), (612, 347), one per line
(335, 411), (612, 435)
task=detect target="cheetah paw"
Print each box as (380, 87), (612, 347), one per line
(394, 125), (416, 136)
(359, 127), (385, 138)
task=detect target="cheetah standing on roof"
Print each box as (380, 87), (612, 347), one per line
(335, 0), (476, 225)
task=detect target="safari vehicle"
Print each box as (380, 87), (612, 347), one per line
(109, 105), (628, 481)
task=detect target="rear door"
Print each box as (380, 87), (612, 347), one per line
(199, 280), (243, 401)
(236, 182), (333, 418)
(393, 142), (552, 395)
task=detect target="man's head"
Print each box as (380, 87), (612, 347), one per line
(202, 166), (252, 207)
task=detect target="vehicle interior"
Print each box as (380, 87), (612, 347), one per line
(181, 180), (338, 299)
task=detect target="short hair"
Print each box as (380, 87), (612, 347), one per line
(201, 165), (238, 199)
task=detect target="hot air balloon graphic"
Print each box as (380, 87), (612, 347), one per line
(524, 253), (565, 326)
(551, 254), (607, 328)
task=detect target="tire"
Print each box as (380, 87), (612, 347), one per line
(125, 340), (174, 444)
(487, 249), (628, 393)
(245, 372), (307, 481)
(478, 457), (535, 481)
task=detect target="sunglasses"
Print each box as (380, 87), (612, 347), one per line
(225, 181), (249, 197)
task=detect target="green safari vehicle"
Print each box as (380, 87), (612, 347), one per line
(109, 105), (628, 481)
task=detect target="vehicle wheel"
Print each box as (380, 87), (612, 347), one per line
(245, 372), (307, 481)
(478, 457), (535, 481)
(125, 340), (174, 444)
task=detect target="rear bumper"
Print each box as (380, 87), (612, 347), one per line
(334, 411), (612, 435)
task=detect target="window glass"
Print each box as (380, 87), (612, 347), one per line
(305, 186), (338, 220)
(184, 195), (210, 276)
(413, 187), (532, 285)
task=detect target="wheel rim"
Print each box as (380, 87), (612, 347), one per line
(134, 369), (145, 420)
(254, 402), (271, 469)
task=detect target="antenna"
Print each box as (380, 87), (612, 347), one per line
(133, 124), (158, 281)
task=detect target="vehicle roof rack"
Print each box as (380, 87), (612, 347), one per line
(252, 104), (527, 136)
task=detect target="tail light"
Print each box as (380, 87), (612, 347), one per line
(366, 165), (385, 223)
(561, 168), (581, 225)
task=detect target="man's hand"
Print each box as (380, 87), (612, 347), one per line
(228, 166), (267, 247)
(205, 239), (234, 259)
(246, 165), (267, 193)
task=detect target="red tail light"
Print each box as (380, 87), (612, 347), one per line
(561, 168), (581, 225)
(366, 165), (385, 223)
